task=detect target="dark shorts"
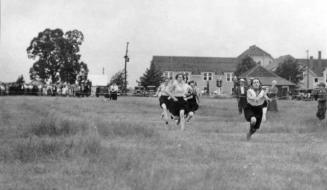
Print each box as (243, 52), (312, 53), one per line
(244, 103), (263, 130)
(188, 97), (198, 112)
(169, 97), (189, 116)
(159, 96), (170, 108)
(111, 92), (117, 100)
(262, 100), (268, 108)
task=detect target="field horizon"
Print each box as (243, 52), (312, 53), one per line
(1, 96), (327, 190)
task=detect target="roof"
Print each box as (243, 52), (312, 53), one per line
(152, 56), (238, 75)
(88, 74), (109, 86)
(239, 65), (295, 86)
(238, 45), (273, 59)
(297, 58), (327, 77)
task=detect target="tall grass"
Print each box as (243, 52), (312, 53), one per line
(1, 97), (327, 190)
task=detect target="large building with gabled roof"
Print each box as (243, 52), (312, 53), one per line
(238, 45), (274, 67)
(151, 45), (294, 95)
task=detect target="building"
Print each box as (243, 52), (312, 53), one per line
(268, 51), (327, 89)
(152, 45), (285, 95)
(152, 56), (237, 94)
(88, 74), (109, 96)
(238, 45), (274, 67)
(239, 65), (296, 97)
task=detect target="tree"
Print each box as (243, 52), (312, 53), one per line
(139, 62), (164, 88)
(26, 28), (88, 84)
(275, 57), (304, 84)
(16, 74), (25, 86)
(234, 56), (257, 76)
(109, 70), (126, 88)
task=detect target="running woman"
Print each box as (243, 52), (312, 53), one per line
(154, 77), (171, 125)
(185, 80), (199, 122)
(166, 73), (190, 131)
(244, 78), (270, 140)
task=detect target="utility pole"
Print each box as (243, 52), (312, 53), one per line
(124, 42), (129, 95)
(306, 50), (309, 89)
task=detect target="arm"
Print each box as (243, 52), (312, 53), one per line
(165, 84), (177, 101)
(154, 86), (161, 97)
(247, 89), (257, 101)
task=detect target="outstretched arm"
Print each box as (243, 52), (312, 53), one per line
(154, 86), (161, 97)
(165, 85), (177, 101)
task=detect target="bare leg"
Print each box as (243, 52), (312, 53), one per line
(247, 117), (257, 141)
(161, 104), (169, 124)
(180, 110), (185, 131)
(262, 107), (267, 122)
(186, 112), (194, 122)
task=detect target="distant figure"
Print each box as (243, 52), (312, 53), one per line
(244, 78), (270, 140)
(268, 80), (279, 112)
(110, 83), (119, 100)
(315, 82), (327, 121)
(236, 78), (247, 115)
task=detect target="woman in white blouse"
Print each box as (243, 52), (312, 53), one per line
(166, 73), (190, 131)
(244, 78), (270, 140)
(154, 77), (171, 125)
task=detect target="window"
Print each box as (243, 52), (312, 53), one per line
(203, 72), (212, 81)
(315, 78), (318, 83)
(226, 72), (233, 82)
(163, 71), (172, 79)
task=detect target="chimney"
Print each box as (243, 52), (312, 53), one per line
(102, 67), (105, 75)
(318, 51), (322, 70)
(309, 56), (313, 69)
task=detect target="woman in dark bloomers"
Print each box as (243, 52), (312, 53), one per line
(244, 78), (270, 140)
(166, 73), (190, 131)
(185, 80), (199, 122)
(154, 77), (171, 125)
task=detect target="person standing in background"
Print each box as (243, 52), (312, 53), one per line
(236, 78), (248, 115)
(267, 80), (279, 112)
(110, 83), (119, 100)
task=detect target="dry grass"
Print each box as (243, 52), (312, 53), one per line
(0, 96), (327, 190)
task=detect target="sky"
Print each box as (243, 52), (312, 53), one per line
(1, 0), (327, 86)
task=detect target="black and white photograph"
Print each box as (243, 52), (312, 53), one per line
(1, 0), (327, 189)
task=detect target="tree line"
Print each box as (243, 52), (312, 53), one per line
(25, 28), (303, 88)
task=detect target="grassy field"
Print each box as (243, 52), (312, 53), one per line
(1, 96), (327, 190)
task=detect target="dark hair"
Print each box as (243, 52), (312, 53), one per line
(251, 78), (262, 87)
(188, 80), (195, 85)
(175, 73), (185, 80)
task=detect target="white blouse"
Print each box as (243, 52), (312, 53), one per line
(170, 81), (190, 97)
(247, 88), (265, 106)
